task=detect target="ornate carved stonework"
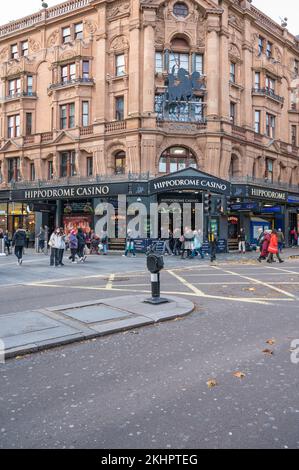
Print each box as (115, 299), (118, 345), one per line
(110, 35), (129, 51)
(60, 50), (77, 61)
(7, 65), (22, 76)
(0, 47), (8, 61)
(84, 19), (98, 35)
(107, 2), (130, 21)
(47, 29), (59, 48)
(29, 37), (41, 53)
(229, 43), (241, 60)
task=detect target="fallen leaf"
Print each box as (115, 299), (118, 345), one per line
(242, 287), (256, 292)
(266, 339), (276, 345)
(262, 349), (274, 355)
(207, 379), (218, 388)
(233, 371), (246, 379)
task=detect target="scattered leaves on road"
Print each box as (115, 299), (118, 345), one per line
(242, 287), (256, 292)
(262, 349), (274, 355)
(207, 379), (218, 388)
(233, 371), (246, 379)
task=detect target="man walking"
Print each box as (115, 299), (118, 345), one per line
(208, 231), (218, 263)
(277, 228), (285, 253)
(237, 228), (246, 254)
(12, 226), (27, 265)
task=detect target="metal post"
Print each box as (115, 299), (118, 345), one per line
(0, 239), (6, 256)
(144, 272), (169, 305)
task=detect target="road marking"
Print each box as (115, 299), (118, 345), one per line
(266, 266), (299, 275)
(211, 266), (296, 299)
(167, 270), (205, 296)
(105, 274), (115, 289)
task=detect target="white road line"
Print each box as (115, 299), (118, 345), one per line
(105, 274), (115, 289)
(265, 266), (299, 275)
(211, 266), (296, 299)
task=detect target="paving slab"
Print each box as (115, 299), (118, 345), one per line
(0, 295), (194, 360)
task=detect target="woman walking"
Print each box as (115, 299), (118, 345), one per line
(68, 230), (78, 263)
(12, 226), (27, 265)
(77, 228), (87, 262)
(257, 230), (271, 262)
(267, 229), (284, 263)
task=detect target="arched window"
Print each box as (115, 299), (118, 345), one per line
(115, 151), (126, 175)
(228, 155), (240, 179)
(158, 147), (197, 173)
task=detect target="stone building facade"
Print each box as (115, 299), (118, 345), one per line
(0, 0), (299, 247)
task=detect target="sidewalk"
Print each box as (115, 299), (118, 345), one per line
(0, 294), (194, 360)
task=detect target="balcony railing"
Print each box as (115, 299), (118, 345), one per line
(232, 125), (246, 138)
(48, 77), (94, 90)
(23, 135), (35, 145)
(0, 0), (92, 38)
(3, 92), (37, 101)
(231, 175), (299, 193)
(252, 87), (284, 104)
(41, 132), (53, 143)
(80, 125), (93, 136)
(105, 121), (127, 133)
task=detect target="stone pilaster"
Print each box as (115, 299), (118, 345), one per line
(142, 9), (156, 115)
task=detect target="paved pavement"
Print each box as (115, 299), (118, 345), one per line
(1, 248), (299, 448)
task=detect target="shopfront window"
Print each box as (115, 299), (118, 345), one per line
(158, 147), (197, 173)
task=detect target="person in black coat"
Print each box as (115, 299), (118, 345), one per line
(12, 226), (27, 265)
(76, 228), (86, 262)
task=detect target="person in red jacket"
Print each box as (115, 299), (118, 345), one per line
(267, 229), (284, 263)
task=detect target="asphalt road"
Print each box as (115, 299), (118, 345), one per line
(1, 251), (299, 449)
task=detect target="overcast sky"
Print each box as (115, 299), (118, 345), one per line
(0, 0), (298, 36)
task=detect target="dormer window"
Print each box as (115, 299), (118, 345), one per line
(21, 40), (28, 57)
(75, 23), (83, 40)
(11, 44), (19, 59)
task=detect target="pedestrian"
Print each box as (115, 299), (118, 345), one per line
(100, 230), (108, 255)
(277, 228), (285, 253)
(172, 228), (182, 256)
(267, 229), (284, 264)
(290, 227), (298, 247)
(37, 225), (46, 252)
(181, 227), (194, 259)
(208, 231), (218, 262)
(4, 230), (11, 255)
(192, 230), (204, 259)
(12, 226), (27, 265)
(48, 227), (62, 267)
(77, 228), (87, 262)
(26, 229), (30, 249)
(90, 233), (101, 255)
(68, 229), (78, 263)
(162, 229), (173, 256)
(58, 227), (66, 266)
(257, 230), (271, 262)
(123, 229), (136, 257)
(237, 228), (246, 254)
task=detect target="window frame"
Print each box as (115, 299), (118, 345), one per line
(115, 53), (125, 77)
(86, 156), (93, 177)
(115, 96), (124, 121)
(82, 101), (89, 127)
(254, 110), (261, 134)
(62, 26), (71, 44)
(158, 147), (197, 174)
(11, 43), (19, 59)
(230, 62), (236, 83)
(8, 114), (20, 138)
(7, 157), (20, 182)
(21, 40), (29, 57)
(74, 22), (83, 40)
(60, 103), (75, 129)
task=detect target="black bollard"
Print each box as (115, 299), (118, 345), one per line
(144, 252), (169, 305)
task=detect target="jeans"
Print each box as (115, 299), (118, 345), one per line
(14, 246), (23, 260)
(77, 246), (85, 258)
(58, 249), (64, 265)
(210, 243), (217, 261)
(102, 243), (108, 254)
(125, 242), (136, 256)
(192, 247), (204, 259)
(50, 247), (60, 266)
(278, 242), (283, 253)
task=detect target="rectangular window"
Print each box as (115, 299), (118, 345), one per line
(8, 115), (20, 138)
(86, 157), (93, 176)
(60, 151), (76, 177)
(11, 44), (19, 59)
(30, 162), (35, 181)
(291, 125), (297, 147)
(8, 78), (21, 97)
(294, 59), (299, 77)
(169, 53), (189, 73)
(266, 76), (275, 93)
(155, 52), (163, 74)
(21, 40), (28, 57)
(265, 158), (273, 182)
(26, 113), (32, 136)
(82, 61), (90, 80)
(8, 158), (20, 182)
(230, 62), (236, 83)
(254, 72), (260, 90)
(254, 110), (261, 134)
(61, 63), (76, 83)
(230, 102), (236, 124)
(82, 101), (89, 127)
(266, 113), (276, 138)
(62, 26), (71, 44)
(115, 54), (125, 77)
(74, 23), (83, 40)
(48, 160), (53, 180)
(60, 103), (75, 129)
(195, 54), (203, 75)
(115, 96), (124, 121)
(258, 36), (264, 55)
(266, 41), (272, 58)
(27, 76), (33, 95)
